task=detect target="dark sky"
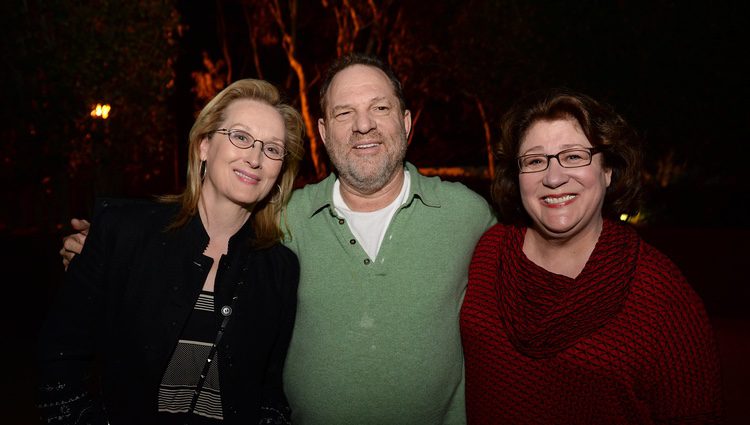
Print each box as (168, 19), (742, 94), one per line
(1, 1), (748, 229)
(173, 1), (749, 226)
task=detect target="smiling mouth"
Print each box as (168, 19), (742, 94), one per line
(543, 194), (575, 204)
(353, 143), (380, 149)
(234, 169), (260, 183)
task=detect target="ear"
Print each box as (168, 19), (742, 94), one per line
(318, 118), (328, 147)
(403, 109), (412, 138)
(604, 167), (613, 188)
(199, 136), (210, 161)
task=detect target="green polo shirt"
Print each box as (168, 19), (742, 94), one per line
(282, 162), (496, 425)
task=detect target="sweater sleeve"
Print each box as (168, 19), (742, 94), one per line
(259, 246), (300, 424)
(648, 251), (724, 424)
(36, 209), (118, 424)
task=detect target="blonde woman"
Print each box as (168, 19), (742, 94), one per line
(37, 79), (304, 424)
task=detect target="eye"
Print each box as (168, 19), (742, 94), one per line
(560, 150), (588, 164)
(524, 156), (545, 166)
(334, 110), (352, 121)
(373, 105), (390, 114)
(231, 131), (250, 143)
(265, 143), (285, 156)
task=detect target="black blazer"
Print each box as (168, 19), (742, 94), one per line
(37, 201), (299, 424)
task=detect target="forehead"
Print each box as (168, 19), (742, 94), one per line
(520, 117), (589, 150)
(326, 64), (397, 106)
(223, 99), (285, 140)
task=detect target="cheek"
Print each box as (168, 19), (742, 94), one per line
(208, 140), (231, 160)
(518, 175), (537, 196)
(329, 122), (350, 138)
(267, 163), (285, 181)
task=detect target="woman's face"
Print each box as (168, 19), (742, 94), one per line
(200, 99), (286, 208)
(518, 117), (611, 240)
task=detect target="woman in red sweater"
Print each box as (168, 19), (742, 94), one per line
(460, 88), (723, 424)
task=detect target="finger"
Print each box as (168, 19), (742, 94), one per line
(62, 234), (85, 255)
(71, 218), (91, 235)
(59, 247), (71, 270)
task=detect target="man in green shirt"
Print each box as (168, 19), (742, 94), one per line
(281, 53), (495, 424)
(59, 53), (496, 424)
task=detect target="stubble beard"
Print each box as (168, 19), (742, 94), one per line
(328, 130), (408, 195)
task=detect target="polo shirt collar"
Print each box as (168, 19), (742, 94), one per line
(306, 161), (441, 218)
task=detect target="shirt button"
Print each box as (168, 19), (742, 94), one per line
(338, 218), (345, 225)
(364, 259), (371, 265)
(349, 239), (356, 245)
(221, 306), (232, 316)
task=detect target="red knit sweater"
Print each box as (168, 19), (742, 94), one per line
(460, 221), (723, 424)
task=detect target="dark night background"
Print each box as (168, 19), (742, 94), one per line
(1, 1), (748, 423)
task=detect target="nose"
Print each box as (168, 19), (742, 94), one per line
(542, 158), (568, 188)
(246, 141), (263, 168)
(352, 110), (376, 134)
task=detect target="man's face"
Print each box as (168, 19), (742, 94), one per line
(318, 64), (411, 195)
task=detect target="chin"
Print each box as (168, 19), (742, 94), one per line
(536, 218), (579, 237)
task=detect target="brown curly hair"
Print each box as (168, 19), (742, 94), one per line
(492, 88), (643, 225)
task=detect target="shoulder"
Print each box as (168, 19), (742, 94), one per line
(636, 241), (691, 294)
(413, 171), (489, 207)
(410, 169), (498, 240)
(252, 243), (300, 296)
(253, 241), (300, 277)
(76, 200), (179, 269)
(631, 239), (710, 318)
(471, 223), (511, 264)
(410, 169), (497, 231)
(286, 185), (311, 213)
(476, 223), (511, 248)
(261, 242), (299, 266)
(286, 177), (332, 219)
(93, 199), (176, 233)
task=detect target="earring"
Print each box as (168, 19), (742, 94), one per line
(200, 160), (207, 182)
(269, 184), (283, 204)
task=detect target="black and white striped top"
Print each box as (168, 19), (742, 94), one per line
(158, 291), (223, 422)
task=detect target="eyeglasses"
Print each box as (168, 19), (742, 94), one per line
(517, 147), (601, 173)
(215, 128), (287, 161)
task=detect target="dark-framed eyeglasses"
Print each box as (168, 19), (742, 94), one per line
(517, 147), (602, 173)
(215, 128), (287, 161)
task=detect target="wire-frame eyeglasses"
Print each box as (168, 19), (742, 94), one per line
(216, 128), (287, 161)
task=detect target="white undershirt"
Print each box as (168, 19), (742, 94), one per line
(333, 170), (411, 261)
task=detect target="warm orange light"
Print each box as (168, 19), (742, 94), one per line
(90, 103), (111, 119)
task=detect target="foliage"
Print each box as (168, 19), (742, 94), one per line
(0, 0), (180, 230)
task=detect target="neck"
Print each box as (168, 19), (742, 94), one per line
(198, 191), (252, 239)
(522, 218), (604, 278)
(339, 166), (405, 212)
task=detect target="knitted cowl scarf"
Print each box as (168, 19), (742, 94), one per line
(496, 219), (640, 359)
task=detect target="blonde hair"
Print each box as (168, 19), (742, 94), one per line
(162, 79), (304, 247)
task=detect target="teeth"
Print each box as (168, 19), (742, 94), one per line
(544, 194), (575, 204)
(355, 143), (378, 149)
(235, 170), (259, 181)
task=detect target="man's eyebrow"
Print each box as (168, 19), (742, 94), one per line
(369, 96), (392, 105)
(331, 104), (353, 112)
